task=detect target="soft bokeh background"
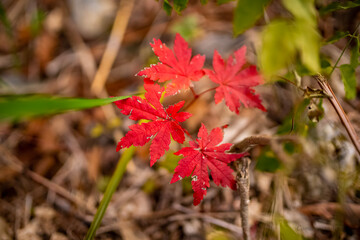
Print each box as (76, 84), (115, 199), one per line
(0, 0), (359, 239)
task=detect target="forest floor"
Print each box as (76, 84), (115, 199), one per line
(0, 0), (360, 239)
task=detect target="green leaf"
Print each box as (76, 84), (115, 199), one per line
(163, 0), (173, 15)
(260, 19), (320, 77)
(320, 56), (333, 75)
(0, 94), (131, 122)
(319, 0), (360, 16)
(256, 147), (282, 172)
(350, 37), (360, 68)
(173, 0), (188, 14)
(260, 20), (297, 77)
(201, 0), (208, 4)
(325, 31), (351, 44)
(293, 21), (321, 73)
(159, 151), (182, 172)
(262, 0), (320, 75)
(233, 0), (271, 36)
(278, 218), (303, 240)
(283, 142), (297, 154)
(340, 64), (357, 99)
(337, 36), (359, 100)
(282, 0), (316, 23)
(320, 57), (331, 69)
(162, 0), (189, 15)
(171, 15), (200, 42)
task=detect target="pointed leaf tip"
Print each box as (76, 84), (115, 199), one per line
(171, 123), (246, 205)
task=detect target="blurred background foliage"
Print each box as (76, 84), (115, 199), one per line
(0, 0), (359, 239)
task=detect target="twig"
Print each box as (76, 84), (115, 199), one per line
(235, 157), (251, 240)
(89, 0), (135, 124)
(25, 169), (95, 214)
(0, 146), (95, 214)
(63, 18), (96, 81)
(231, 135), (301, 153)
(172, 204), (243, 236)
(315, 74), (360, 157)
(232, 135), (272, 152)
(231, 135), (302, 239)
(91, 0), (135, 96)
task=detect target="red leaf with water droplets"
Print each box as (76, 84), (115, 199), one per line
(204, 46), (266, 114)
(171, 123), (247, 205)
(115, 80), (192, 166)
(137, 33), (205, 96)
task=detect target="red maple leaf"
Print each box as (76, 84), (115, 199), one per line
(115, 80), (192, 166)
(170, 123), (247, 205)
(204, 46), (266, 114)
(137, 33), (205, 96)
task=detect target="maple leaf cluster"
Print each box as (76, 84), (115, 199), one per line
(115, 79), (191, 166)
(115, 33), (265, 205)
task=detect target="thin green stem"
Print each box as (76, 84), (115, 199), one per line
(84, 146), (135, 240)
(276, 75), (305, 91)
(330, 21), (360, 77)
(330, 40), (352, 77)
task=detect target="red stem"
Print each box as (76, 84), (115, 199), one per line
(189, 86), (197, 97)
(180, 86), (218, 141)
(184, 87), (217, 111)
(184, 129), (195, 141)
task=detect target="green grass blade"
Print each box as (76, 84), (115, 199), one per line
(84, 146), (135, 240)
(0, 94), (131, 122)
(233, 0), (271, 36)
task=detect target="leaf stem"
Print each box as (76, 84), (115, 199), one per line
(85, 146), (135, 240)
(276, 75), (305, 91)
(330, 21), (360, 77)
(189, 86), (197, 97)
(184, 87), (217, 110)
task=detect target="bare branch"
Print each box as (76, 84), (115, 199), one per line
(236, 157), (251, 240)
(315, 74), (360, 157)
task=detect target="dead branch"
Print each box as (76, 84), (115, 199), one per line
(235, 157), (251, 240)
(315, 74), (360, 157)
